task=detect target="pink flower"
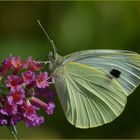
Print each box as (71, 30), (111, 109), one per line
(0, 55), (55, 129)
(24, 115), (44, 127)
(45, 102), (55, 115)
(36, 72), (49, 88)
(0, 57), (12, 76)
(0, 119), (7, 126)
(0, 56), (23, 76)
(22, 70), (36, 85)
(7, 89), (25, 105)
(27, 56), (42, 71)
(11, 56), (22, 74)
(5, 75), (23, 91)
(30, 97), (55, 115)
(0, 102), (17, 116)
(11, 56), (22, 68)
(19, 103), (44, 127)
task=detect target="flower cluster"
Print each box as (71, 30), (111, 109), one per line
(0, 56), (55, 127)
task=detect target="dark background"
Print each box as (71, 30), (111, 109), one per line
(0, 1), (140, 139)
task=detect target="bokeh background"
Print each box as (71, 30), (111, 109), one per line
(0, 1), (140, 139)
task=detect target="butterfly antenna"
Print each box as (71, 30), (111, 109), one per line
(37, 20), (57, 54)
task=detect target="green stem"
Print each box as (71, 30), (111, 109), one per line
(12, 131), (18, 140)
(7, 124), (18, 140)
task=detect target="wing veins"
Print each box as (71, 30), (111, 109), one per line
(70, 74), (119, 116)
(70, 72), (124, 100)
(67, 73), (107, 126)
(82, 61), (140, 79)
(88, 82), (125, 107)
(65, 77), (76, 123)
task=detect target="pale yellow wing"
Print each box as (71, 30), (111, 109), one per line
(54, 62), (127, 128)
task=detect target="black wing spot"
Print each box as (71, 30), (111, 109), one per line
(110, 69), (121, 78)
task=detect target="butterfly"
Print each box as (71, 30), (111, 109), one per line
(38, 20), (140, 129)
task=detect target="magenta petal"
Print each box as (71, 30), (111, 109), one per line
(10, 105), (17, 115)
(27, 56), (42, 71)
(5, 75), (22, 91)
(17, 99), (23, 105)
(30, 97), (55, 115)
(1, 102), (17, 115)
(36, 72), (49, 88)
(22, 70), (36, 85)
(7, 96), (13, 105)
(8, 89), (25, 105)
(0, 119), (7, 125)
(0, 109), (8, 115)
(11, 56), (22, 68)
(0, 57), (12, 76)
(45, 102), (55, 115)
(20, 103), (44, 127)
(25, 116), (44, 127)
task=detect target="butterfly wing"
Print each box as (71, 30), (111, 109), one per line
(64, 50), (140, 96)
(54, 61), (127, 128)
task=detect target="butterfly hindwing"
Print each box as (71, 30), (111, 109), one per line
(54, 61), (127, 128)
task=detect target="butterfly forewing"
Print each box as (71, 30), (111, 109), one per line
(63, 50), (140, 96)
(54, 61), (127, 128)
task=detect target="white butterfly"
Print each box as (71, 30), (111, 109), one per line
(38, 20), (140, 128)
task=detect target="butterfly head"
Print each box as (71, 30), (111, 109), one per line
(48, 51), (63, 71)
(48, 51), (55, 63)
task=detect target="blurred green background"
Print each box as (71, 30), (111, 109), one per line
(0, 1), (140, 139)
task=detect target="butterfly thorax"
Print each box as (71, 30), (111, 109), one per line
(48, 52), (64, 72)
